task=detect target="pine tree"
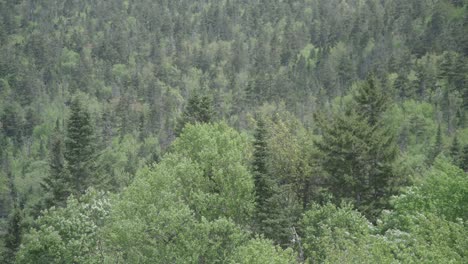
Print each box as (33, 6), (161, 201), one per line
(460, 145), (468, 172)
(252, 116), (299, 247)
(41, 120), (70, 207)
(394, 74), (411, 100)
(316, 76), (399, 218)
(252, 117), (271, 209)
(175, 93), (214, 136)
(3, 207), (22, 263)
(449, 135), (461, 167)
(1, 103), (23, 146)
(3, 162), (21, 264)
(428, 124), (443, 164)
(464, 4), (468, 56)
(65, 98), (97, 195)
(354, 75), (389, 126)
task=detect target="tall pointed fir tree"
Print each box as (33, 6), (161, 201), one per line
(252, 116), (296, 247)
(460, 145), (468, 172)
(65, 98), (97, 195)
(252, 117), (273, 231)
(353, 75), (389, 126)
(449, 135), (462, 167)
(41, 120), (69, 207)
(2, 163), (21, 264)
(175, 93), (214, 136)
(315, 76), (399, 219)
(428, 124), (443, 164)
(3, 206), (22, 264)
(253, 116), (270, 208)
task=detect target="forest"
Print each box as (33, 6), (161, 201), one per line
(0, 0), (467, 263)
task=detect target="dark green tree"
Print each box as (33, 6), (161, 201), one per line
(3, 207), (22, 263)
(175, 93), (214, 135)
(2, 165), (21, 264)
(252, 117), (270, 207)
(65, 98), (97, 195)
(252, 116), (299, 247)
(354, 75), (389, 126)
(460, 145), (468, 172)
(316, 76), (399, 218)
(428, 124), (443, 164)
(252, 117), (276, 235)
(1, 103), (23, 145)
(41, 120), (69, 207)
(463, 4), (468, 56)
(394, 74), (411, 100)
(449, 135), (461, 167)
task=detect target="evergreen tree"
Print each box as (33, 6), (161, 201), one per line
(65, 98), (97, 195)
(252, 117), (275, 235)
(316, 76), (398, 218)
(175, 93), (214, 135)
(3, 207), (22, 263)
(428, 124), (444, 164)
(460, 145), (468, 172)
(463, 4), (468, 56)
(354, 75), (389, 126)
(41, 120), (69, 207)
(252, 116), (299, 247)
(2, 166), (20, 264)
(449, 135), (461, 166)
(394, 74), (411, 100)
(252, 117), (270, 207)
(0, 103), (23, 146)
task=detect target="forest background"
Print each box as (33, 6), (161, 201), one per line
(0, 0), (467, 263)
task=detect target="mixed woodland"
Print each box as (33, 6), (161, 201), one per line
(0, 0), (467, 263)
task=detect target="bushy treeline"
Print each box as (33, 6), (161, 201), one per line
(0, 0), (467, 263)
(11, 123), (468, 263)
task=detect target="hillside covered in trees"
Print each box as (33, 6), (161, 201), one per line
(0, 0), (467, 263)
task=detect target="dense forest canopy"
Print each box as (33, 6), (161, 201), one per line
(0, 0), (467, 263)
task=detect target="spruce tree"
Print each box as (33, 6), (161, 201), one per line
(316, 76), (399, 218)
(428, 124), (443, 164)
(460, 145), (468, 172)
(0, 103), (23, 146)
(449, 135), (461, 166)
(252, 116), (298, 247)
(354, 75), (389, 126)
(252, 117), (270, 207)
(65, 98), (97, 195)
(3, 165), (21, 264)
(41, 120), (69, 207)
(3, 207), (22, 263)
(175, 93), (214, 136)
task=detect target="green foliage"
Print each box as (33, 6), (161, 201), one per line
(450, 134), (462, 165)
(301, 203), (374, 263)
(41, 123), (69, 208)
(170, 122), (255, 224)
(428, 124), (445, 164)
(389, 158), (468, 222)
(175, 93), (214, 135)
(1, 103), (23, 145)
(316, 77), (400, 218)
(461, 144), (468, 171)
(0, 0), (467, 262)
(16, 190), (111, 264)
(65, 98), (98, 195)
(300, 164), (468, 263)
(251, 116), (280, 241)
(353, 76), (389, 126)
(252, 116), (269, 208)
(103, 155), (249, 263)
(228, 237), (297, 264)
(1, 208), (23, 263)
